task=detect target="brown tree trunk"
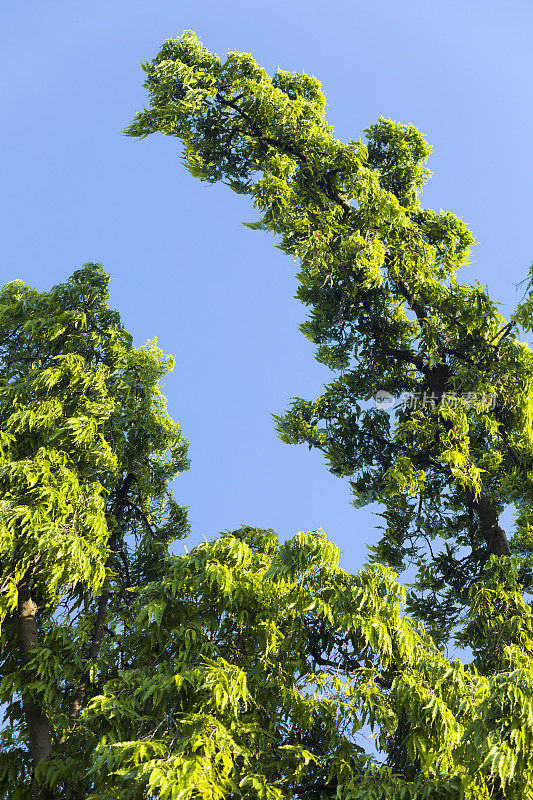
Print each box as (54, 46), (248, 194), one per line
(14, 571), (53, 800)
(430, 394), (512, 559)
(468, 491), (511, 557)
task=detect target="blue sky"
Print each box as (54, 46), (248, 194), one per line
(1, 0), (532, 576)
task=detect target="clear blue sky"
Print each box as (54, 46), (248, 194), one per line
(1, 0), (532, 575)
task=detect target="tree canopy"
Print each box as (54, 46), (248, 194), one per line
(126, 30), (533, 643)
(0, 266), (189, 797)
(2, 28), (533, 800)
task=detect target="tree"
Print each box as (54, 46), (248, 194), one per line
(121, 30), (533, 797)
(3, 29), (533, 800)
(123, 29), (533, 636)
(0, 266), (190, 798)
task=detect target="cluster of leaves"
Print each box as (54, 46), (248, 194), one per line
(0, 266), (189, 796)
(126, 30), (533, 642)
(12, 524), (533, 799)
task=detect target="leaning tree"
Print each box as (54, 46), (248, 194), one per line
(125, 30), (533, 642)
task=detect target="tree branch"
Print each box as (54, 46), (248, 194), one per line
(126, 500), (155, 535)
(67, 472), (135, 724)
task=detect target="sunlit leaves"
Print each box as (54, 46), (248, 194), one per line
(126, 29), (533, 645)
(0, 264), (190, 798)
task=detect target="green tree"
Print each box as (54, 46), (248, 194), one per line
(0, 266), (189, 798)
(125, 30), (533, 640)
(4, 28), (533, 800)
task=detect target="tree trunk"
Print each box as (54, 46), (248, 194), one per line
(14, 571), (53, 800)
(469, 492), (511, 556)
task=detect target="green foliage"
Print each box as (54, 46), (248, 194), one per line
(10, 524), (533, 799)
(3, 28), (533, 800)
(121, 29), (533, 798)
(126, 29), (533, 644)
(0, 265), (189, 797)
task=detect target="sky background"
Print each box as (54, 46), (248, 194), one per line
(1, 0), (532, 579)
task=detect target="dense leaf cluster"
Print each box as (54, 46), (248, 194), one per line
(126, 30), (533, 641)
(0, 267), (189, 797)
